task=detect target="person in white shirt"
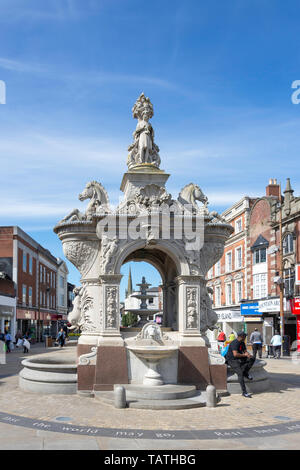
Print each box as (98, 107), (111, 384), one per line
(270, 333), (282, 359)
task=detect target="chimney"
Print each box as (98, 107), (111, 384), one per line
(266, 178), (280, 199)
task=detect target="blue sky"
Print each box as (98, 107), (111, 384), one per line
(0, 0), (300, 298)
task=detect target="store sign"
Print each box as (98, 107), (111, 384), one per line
(291, 298), (300, 315)
(258, 298), (280, 313)
(296, 265), (300, 286)
(240, 302), (261, 315)
(217, 311), (244, 322)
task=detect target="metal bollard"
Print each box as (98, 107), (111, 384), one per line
(206, 384), (217, 408)
(114, 385), (126, 408)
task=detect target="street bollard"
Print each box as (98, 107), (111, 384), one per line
(114, 385), (126, 408)
(206, 384), (217, 408)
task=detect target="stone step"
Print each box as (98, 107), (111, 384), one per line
(95, 390), (208, 410)
(123, 384), (198, 401)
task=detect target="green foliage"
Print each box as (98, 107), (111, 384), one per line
(121, 312), (138, 327)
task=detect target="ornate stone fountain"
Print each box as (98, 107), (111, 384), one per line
(125, 276), (161, 326)
(51, 93), (234, 403)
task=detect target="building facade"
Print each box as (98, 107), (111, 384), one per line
(0, 226), (69, 340)
(208, 178), (300, 348)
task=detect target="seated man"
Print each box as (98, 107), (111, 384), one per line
(225, 331), (255, 398)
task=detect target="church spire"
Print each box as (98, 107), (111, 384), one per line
(127, 266), (133, 297)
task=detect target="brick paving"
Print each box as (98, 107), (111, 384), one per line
(0, 344), (300, 449)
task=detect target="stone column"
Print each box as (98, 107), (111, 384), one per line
(77, 277), (102, 346)
(176, 275), (206, 346)
(98, 274), (123, 346)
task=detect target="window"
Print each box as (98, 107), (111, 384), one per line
(29, 256), (33, 275)
(40, 291), (43, 305)
(253, 273), (267, 299)
(60, 275), (64, 289)
(40, 265), (43, 282)
(215, 286), (221, 307)
(235, 218), (242, 233)
(235, 280), (243, 303)
(284, 268), (295, 297)
(23, 252), (27, 272)
(235, 247), (242, 269)
(28, 287), (32, 307)
(225, 283), (232, 305)
(215, 261), (221, 276)
(225, 252), (232, 272)
(283, 234), (294, 255)
(253, 248), (267, 264)
(207, 268), (213, 279)
(60, 294), (64, 306)
(22, 285), (27, 304)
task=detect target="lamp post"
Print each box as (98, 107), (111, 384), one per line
(279, 185), (285, 355)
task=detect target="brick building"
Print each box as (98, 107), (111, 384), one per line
(207, 178), (300, 349)
(0, 226), (69, 341)
(207, 196), (256, 341)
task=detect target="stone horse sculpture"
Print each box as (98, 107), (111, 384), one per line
(177, 183), (208, 213)
(59, 181), (110, 223)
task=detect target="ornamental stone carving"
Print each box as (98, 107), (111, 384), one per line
(58, 181), (110, 224)
(178, 183), (208, 213)
(63, 240), (99, 277)
(67, 285), (98, 333)
(186, 287), (198, 329)
(105, 286), (118, 329)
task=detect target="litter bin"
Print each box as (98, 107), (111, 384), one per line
(45, 336), (52, 348)
(282, 335), (290, 356)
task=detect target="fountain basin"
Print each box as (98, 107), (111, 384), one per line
(127, 345), (177, 386)
(19, 355), (77, 395)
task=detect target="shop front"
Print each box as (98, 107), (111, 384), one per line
(290, 297), (300, 351)
(215, 308), (245, 341)
(0, 295), (16, 338)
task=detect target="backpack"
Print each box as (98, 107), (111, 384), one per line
(221, 345), (229, 357)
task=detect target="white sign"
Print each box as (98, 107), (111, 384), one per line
(217, 310), (244, 322)
(258, 299), (280, 312)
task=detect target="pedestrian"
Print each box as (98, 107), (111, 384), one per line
(217, 330), (226, 350)
(228, 331), (236, 342)
(23, 334), (30, 353)
(15, 330), (22, 345)
(225, 331), (255, 398)
(4, 331), (12, 353)
(270, 332), (282, 359)
(57, 328), (66, 348)
(250, 328), (263, 359)
(0, 331), (5, 342)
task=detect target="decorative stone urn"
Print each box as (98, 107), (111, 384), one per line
(53, 94), (233, 394)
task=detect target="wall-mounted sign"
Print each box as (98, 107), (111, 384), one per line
(258, 298), (280, 312)
(296, 265), (300, 286)
(217, 310), (244, 322)
(240, 302), (261, 315)
(291, 298), (300, 315)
